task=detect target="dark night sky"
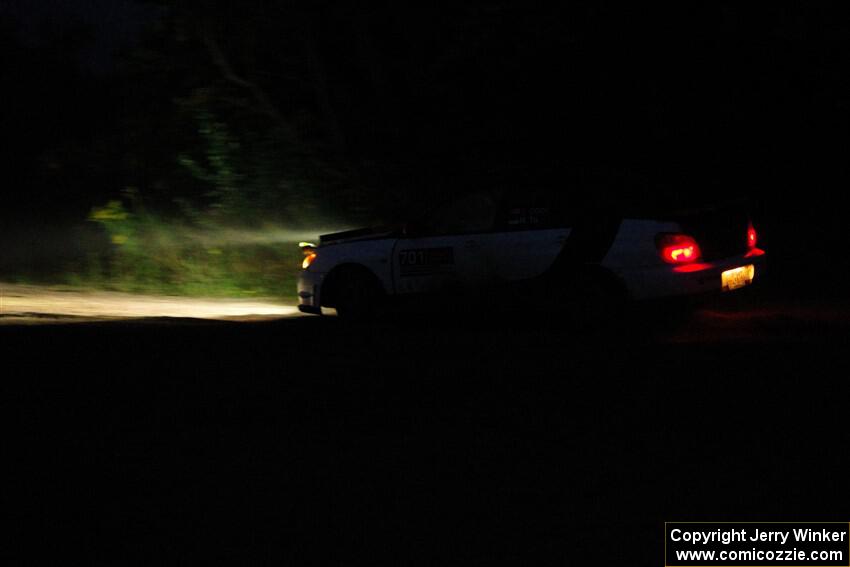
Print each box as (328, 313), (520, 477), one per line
(1, 0), (157, 72)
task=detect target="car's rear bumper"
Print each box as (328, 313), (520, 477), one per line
(617, 251), (767, 301)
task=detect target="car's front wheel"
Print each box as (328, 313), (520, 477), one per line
(330, 267), (385, 320)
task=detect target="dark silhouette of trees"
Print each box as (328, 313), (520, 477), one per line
(8, 3), (850, 230)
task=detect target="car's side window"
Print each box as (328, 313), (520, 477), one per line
(499, 189), (574, 231)
(505, 205), (553, 229)
(423, 192), (497, 235)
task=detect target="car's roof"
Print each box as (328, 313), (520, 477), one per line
(427, 167), (750, 219)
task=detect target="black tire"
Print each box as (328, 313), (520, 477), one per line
(333, 269), (384, 320)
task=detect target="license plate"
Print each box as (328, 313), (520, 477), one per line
(721, 265), (755, 291)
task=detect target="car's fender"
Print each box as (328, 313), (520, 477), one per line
(307, 238), (397, 296)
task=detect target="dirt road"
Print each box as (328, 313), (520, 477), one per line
(0, 282), (299, 322)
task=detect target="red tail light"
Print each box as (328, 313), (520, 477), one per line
(657, 234), (702, 264)
(747, 222), (757, 249)
(745, 222), (765, 257)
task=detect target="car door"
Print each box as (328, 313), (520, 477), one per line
(392, 192), (498, 295)
(476, 188), (572, 282)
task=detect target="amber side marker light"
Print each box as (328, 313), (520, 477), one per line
(657, 234), (702, 264)
(299, 241), (317, 269)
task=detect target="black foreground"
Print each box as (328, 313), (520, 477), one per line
(2, 296), (849, 564)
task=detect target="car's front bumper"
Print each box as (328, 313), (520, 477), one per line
(297, 270), (326, 314)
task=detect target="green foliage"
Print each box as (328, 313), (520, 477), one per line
(172, 93), (352, 228)
(85, 199), (302, 300)
(177, 107), (244, 207)
(24, 2), (380, 298)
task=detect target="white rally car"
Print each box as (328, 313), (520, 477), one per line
(297, 188), (766, 318)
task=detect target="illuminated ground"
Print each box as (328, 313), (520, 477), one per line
(0, 282), (300, 322)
